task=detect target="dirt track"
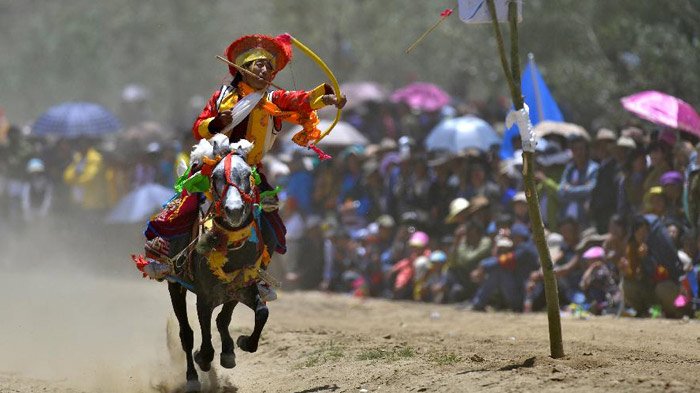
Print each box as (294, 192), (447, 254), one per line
(1, 225), (699, 392)
(2, 280), (700, 392)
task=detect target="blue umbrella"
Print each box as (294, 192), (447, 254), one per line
(32, 102), (121, 137)
(425, 115), (501, 153)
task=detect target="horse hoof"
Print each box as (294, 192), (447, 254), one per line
(185, 379), (201, 393)
(194, 350), (211, 372)
(236, 335), (258, 353)
(220, 352), (236, 369)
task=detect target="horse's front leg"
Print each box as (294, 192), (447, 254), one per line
(237, 291), (268, 353)
(168, 282), (200, 392)
(193, 298), (215, 372)
(216, 301), (238, 368)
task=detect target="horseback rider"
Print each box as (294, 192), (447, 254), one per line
(192, 33), (346, 254)
(141, 34), (345, 272)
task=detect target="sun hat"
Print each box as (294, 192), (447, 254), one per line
(408, 231), (429, 248)
(429, 250), (448, 264)
(595, 128), (617, 142)
(445, 198), (470, 224)
(616, 136), (637, 149)
(465, 195), (490, 216)
(375, 214), (396, 228)
(659, 171), (683, 186)
(582, 246), (605, 261)
(26, 158), (45, 173)
(512, 191), (527, 204)
(495, 236), (514, 249)
(547, 232), (564, 262)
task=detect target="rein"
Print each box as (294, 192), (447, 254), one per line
(213, 153), (260, 217)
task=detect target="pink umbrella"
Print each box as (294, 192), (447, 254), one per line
(391, 82), (451, 112)
(621, 91), (700, 137)
(340, 82), (387, 109)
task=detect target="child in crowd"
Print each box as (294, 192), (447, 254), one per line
(579, 246), (619, 315)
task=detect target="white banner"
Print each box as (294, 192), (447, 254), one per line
(458, 0), (522, 24)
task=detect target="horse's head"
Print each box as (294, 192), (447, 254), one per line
(211, 140), (257, 229)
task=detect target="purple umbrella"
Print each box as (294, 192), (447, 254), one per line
(621, 91), (700, 137)
(391, 82), (451, 112)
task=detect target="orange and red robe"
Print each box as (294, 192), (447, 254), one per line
(193, 82), (332, 166)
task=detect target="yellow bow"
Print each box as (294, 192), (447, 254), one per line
(289, 36), (342, 143)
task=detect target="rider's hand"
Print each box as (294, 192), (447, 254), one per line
(321, 94), (347, 109)
(210, 110), (233, 132)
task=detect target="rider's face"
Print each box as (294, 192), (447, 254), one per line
(243, 59), (274, 89)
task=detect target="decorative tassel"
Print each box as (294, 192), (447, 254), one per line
(132, 254), (150, 278)
(308, 143), (332, 161)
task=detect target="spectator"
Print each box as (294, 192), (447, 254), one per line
(603, 214), (627, 274)
(337, 147), (371, 230)
(282, 151), (315, 216)
(389, 231), (430, 300)
(643, 141), (673, 191)
(618, 148), (647, 219)
(659, 171), (685, 223)
(445, 219), (492, 302)
(511, 192), (530, 227)
(579, 246), (619, 315)
(558, 136), (599, 226)
(591, 128), (619, 234)
(464, 160), (500, 202)
(644, 187), (667, 218)
(619, 215), (683, 318)
(471, 223), (538, 312)
(63, 139), (109, 216)
(20, 158), (53, 222)
(534, 140), (569, 232)
(428, 156), (458, 236)
(525, 216), (583, 311)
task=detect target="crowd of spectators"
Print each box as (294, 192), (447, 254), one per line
(1, 89), (699, 320)
(276, 102), (700, 320)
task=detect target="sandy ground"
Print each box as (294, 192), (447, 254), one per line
(1, 223), (699, 393)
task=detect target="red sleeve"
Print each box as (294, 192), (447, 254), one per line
(192, 89), (222, 140)
(271, 84), (333, 113)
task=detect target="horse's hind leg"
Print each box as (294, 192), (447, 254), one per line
(216, 301), (237, 368)
(168, 282), (200, 392)
(237, 291), (268, 353)
(193, 298), (215, 372)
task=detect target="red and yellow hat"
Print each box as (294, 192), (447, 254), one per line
(224, 34), (293, 77)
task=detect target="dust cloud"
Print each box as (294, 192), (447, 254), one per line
(0, 218), (252, 392)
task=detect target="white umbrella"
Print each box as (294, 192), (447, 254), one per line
(425, 116), (501, 153)
(106, 183), (175, 224)
(281, 120), (369, 152)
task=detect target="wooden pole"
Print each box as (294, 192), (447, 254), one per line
(486, 0), (565, 359)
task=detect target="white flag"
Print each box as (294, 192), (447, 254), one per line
(458, 0), (522, 24)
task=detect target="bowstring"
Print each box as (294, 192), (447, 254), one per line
(290, 60), (298, 91)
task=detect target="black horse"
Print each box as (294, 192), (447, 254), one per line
(168, 148), (276, 392)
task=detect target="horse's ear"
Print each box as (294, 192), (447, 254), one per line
(210, 134), (231, 157)
(231, 139), (254, 161)
(190, 139), (213, 166)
